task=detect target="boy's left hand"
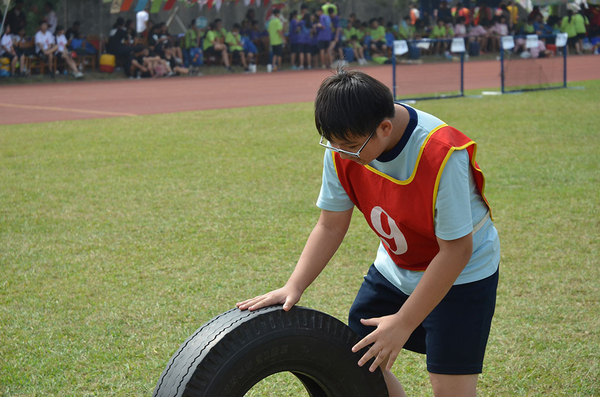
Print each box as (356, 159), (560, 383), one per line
(351, 314), (412, 372)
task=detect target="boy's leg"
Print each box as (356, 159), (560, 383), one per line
(382, 368), (407, 397)
(429, 373), (477, 397)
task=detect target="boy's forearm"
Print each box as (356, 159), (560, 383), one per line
(285, 209), (352, 293)
(395, 233), (473, 329)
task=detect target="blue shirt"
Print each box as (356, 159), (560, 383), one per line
(317, 14), (332, 41)
(317, 104), (500, 294)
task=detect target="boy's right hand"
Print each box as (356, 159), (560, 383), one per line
(236, 285), (302, 312)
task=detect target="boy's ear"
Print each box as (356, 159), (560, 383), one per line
(379, 119), (394, 138)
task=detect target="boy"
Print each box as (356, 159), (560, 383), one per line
(238, 70), (500, 396)
(226, 23), (251, 72)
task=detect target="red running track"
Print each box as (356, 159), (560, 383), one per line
(0, 56), (598, 125)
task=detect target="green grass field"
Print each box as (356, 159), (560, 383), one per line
(1, 80), (599, 396)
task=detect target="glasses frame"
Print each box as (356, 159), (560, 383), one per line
(318, 122), (379, 159)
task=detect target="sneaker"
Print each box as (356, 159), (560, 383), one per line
(297, 66), (304, 70)
(290, 65), (298, 70)
(73, 71), (84, 78)
(244, 67), (250, 73)
(174, 57), (183, 65)
(307, 66), (312, 70)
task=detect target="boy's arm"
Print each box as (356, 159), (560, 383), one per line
(352, 232), (473, 372)
(237, 207), (353, 311)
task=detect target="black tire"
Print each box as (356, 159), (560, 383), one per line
(152, 305), (388, 397)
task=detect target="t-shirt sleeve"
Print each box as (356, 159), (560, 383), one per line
(434, 149), (474, 240)
(316, 150), (355, 212)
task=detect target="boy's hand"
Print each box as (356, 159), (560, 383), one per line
(351, 314), (412, 372)
(236, 284), (302, 312)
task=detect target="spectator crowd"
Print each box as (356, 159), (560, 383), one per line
(2, 0), (600, 79)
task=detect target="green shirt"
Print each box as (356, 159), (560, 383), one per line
(574, 14), (588, 34)
(430, 25), (447, 38)
(321, 3), (338, 16)
(560, 16), (577, 37)
(268, 17), (283, 46)
(371, 26), (386, 42)
(184, 29), (198, 50)
(225, 31), (243, 52)
(398, 24), (415, 40)
(342, 27), (356, 41)
(203, 30), (217, 51)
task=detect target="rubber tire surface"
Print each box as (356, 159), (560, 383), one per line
(152, 305), (388, 397)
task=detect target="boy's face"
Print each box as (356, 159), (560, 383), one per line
(324, 124), (384, 165)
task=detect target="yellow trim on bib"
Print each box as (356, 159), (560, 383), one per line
(363, 123), (448, 185)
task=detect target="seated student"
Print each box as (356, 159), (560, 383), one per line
(65, 21), (81, 41)
(358, 21), (370, 56)
(430, 19), (449, 54)
(529, 39), (554, 58)
(107, 18), (133, 64)
(226, 23), (251, 72)
(128, 46), (154, 78)
(1, 24), (26, 76)
(468, 20), (489, 54)
(349, 34), (368, 65)
(247, 20), (269, 58)
(148, 22), (169, 54)
(203, 21), (231, 70)
(160, 43), (192, 76)
(35, 20), (58, 75)
(398, 15), (415, 40)
(159, 23), (183, 64)
(54, 25), (84, 78)
(489, 16), (509, 52)
(369, 18), (388, 56)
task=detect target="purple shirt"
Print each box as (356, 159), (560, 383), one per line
(317, 14), (332, 41)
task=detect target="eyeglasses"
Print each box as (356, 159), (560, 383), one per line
(318, 123), (379, 159)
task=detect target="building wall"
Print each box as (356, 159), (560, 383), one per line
(59, 0), (409, 38)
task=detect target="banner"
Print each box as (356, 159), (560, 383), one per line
(120, 0), (135, 11)
(501, 35), (515, 50)
(163, 0), (177, 10)
(451, 37), (466, 52)
(150, 0), (162, 13)
(526, 34), (539, 48)
(393, 40), (409, 55)
(110, 0), (124, 13)
(134, 0), (149, 12)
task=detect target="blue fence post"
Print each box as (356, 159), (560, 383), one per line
(460, 50), (464, 96)
(392, 41), (397, 100)
(500, 46), (505, 94)
(563, 42), (567, 88)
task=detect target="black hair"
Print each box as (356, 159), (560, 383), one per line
(55, 24), (64, 32)
(273, 8), (281, 15)
(45, 1), (53, 9)
(302, 12), (312, 28)
(290, 10), (298, 19)
(314, 69), (395, 142)
(233, 23), (241, 29)
(328, 7), (334, 15)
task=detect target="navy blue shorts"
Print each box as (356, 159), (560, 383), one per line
(348, 264), (499, 375)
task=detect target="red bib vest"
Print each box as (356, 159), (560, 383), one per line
(333, 124), (491, 271)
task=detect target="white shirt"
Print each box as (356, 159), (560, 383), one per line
(136, 10), (149, 34)
(0, 34), (13, 55)
(35, 30), (54, 53)
(56, 34), (67, 53)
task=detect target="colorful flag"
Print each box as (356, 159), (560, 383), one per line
(163, 0), (176, 10)
(150, 0), (162, 13)
(110, 0), (124, 13)
(120, 0), (135, 11)
(133, 0), (149, 12)
(207, 0), (213, 9)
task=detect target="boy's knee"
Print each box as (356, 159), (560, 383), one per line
(428, 373), (478, 397)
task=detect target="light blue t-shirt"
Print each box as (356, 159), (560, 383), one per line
(316, 104), (500, 295)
